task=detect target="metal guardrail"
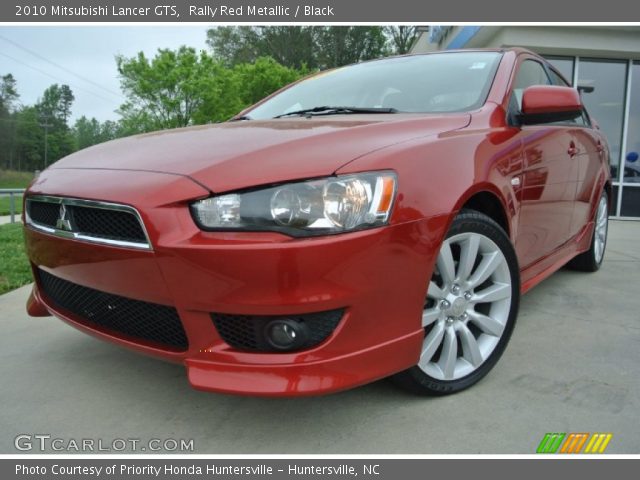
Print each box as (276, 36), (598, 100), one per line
(0, 188), (26, 224)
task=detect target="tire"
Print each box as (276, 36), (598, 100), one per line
(567, 191), (609, 272)
(392, 210), (520, 395)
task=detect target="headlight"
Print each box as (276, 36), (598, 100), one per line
(191, 172), (397, 236)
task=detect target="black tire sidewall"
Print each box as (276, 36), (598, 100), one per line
(568, 190), (609, 272)
(394, 210), (520, 396)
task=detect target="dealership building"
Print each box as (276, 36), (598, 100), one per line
(411, 26), (640, 219)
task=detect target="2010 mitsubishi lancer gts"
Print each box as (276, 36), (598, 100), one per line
(23, 48), (611, 396)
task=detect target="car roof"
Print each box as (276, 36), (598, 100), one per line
(367, 48), (544, 67)
(403, 47), (540, 58)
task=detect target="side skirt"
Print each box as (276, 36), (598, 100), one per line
(519, 220), (595, 295)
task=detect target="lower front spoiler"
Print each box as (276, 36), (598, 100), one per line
(27, 284), (424, 396)
(27, 284), (187, 362)
(186, 331), (424, 397)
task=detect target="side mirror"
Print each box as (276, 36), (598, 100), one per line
(519, 86), (583, 125)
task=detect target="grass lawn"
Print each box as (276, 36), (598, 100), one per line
(0, 223), (32, 295)
(0, 194), (23, 216)
(0, 170), (33, 216)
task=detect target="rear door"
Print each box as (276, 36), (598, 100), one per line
(545, 67), (606, 236)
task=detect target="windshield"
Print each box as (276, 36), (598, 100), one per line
(246, 51), (503, 120)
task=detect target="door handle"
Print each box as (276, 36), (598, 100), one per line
(596, 141), (605, 155)
(568, 141), (578, 157)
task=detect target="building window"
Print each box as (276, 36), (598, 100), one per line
(578, 59), (628, 180)
(625, 62), (640, 185)
(544, 56), (574, 86)
(611, 185), (619, 216)
(621, 188), (640, 217)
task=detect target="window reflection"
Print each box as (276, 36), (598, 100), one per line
(611, 185), (619, 216)
(544, 56), (574, 86)
(621, 187), (640, 216)
(579, 59), (627, 179)
(513, 60), (550, 109)
(625, 62), (640, 184)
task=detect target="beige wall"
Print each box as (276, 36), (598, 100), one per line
(412, 26), (640, 59)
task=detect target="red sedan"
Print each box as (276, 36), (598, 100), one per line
(23, 48), (610, 396)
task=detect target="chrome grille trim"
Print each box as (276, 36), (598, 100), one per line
(25, 195), (153, 250)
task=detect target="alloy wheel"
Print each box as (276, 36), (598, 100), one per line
(594, 195), (608, 265)
(420, 232), (512, 381)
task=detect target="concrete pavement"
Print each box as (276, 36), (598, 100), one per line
(0, 215), (21, 225)
(0, 221), (638, 454)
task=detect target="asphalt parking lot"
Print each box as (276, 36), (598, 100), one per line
(0, 221), (638, 454)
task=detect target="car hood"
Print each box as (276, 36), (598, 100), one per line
(52, 114), (470, 193)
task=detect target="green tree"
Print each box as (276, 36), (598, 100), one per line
(100, 120), (120, 141)
(385, 26), (420, 54)
(36, 84), (75, 168)
(207, 26), (316, 68)
(117, 48), (307, 131)
(255, 27), (316, 69)
(117, 47), (213, 131)
(73, 116), (121, 150)
(189, 55), (244, 125)
(38, 84), (74, 123)
(314, 27), (388, 69)
(234, 57), (308, 105)
(0, 74), (19, 114)
(193, 57), (307, 124)
(206, 26), (389, 69)
(205, 27), (263, 66)
(1, 79), (124, 170)
(73, 116), (102, 150)
(13, 106), (43, 171)
(1, 82), (75, 171)
(0, 74), (21, 170)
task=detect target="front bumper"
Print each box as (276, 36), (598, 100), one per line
(24, 169), (449, 396)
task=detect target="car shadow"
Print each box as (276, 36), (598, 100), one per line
(23, 331), (440, 453)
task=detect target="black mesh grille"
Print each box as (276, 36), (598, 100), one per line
(212, 309), (344, 352)
(71, 205), (146, 243)
(27, 201), (60, 228)
(38, 269), (188, 351)
(26, 199), (147, 245)
(213, 314), (261, 350)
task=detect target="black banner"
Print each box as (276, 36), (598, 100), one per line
(4, 459), (640, 480)
(3, 0), (640, 22)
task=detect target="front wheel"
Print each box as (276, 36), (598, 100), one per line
(392, 210), (520, 395)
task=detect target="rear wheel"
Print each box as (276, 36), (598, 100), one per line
(568, 191), (608, 272)
(393, 210), (520, 395)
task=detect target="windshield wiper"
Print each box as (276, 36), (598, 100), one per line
(273, 106), (397, 119)
(229, 115), (252, 122)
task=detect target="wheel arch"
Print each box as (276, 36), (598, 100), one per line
(603, 179), (613, 210)
(454, 186), (512, 239)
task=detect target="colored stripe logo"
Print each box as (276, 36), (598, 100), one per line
(584, 433), (613, 453)
(537, 433), (565, 453)
(537, 433), (612, 454)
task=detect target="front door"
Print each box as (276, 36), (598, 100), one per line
(510, 58), (577, 268)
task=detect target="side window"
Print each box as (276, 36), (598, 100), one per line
(548, 68), (570, 87)
(512, 60), (551, 110)
(548, 66), (590, 126)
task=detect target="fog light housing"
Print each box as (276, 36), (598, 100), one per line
(264, 319), (309, 351)
(211, 309), (344, 352)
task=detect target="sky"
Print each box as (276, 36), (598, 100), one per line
(0, 26), (210, 123)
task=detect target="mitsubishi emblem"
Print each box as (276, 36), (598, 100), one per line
(56, 204), (72, 231)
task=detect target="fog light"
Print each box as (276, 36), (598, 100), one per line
(264, 319), (309, 351)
